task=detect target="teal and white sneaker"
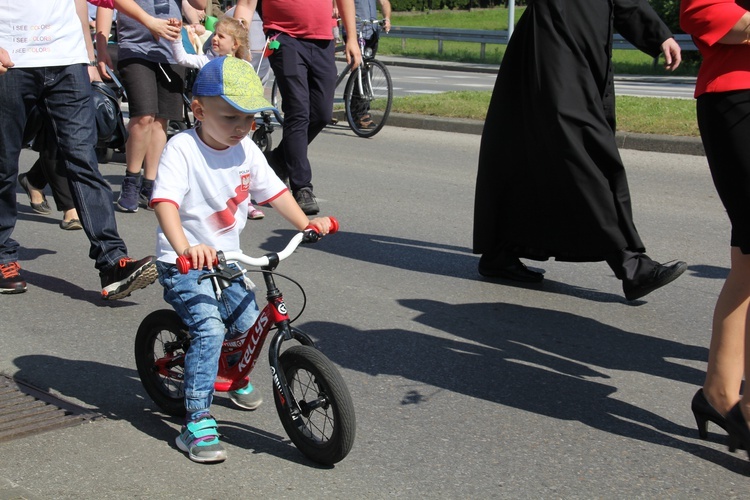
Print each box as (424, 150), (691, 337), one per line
(229, 382), (263, 410)
(175, 412), (227, 463)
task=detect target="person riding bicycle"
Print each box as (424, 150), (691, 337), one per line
(151, 56), (334, 464)
(341, 0), (391, 129)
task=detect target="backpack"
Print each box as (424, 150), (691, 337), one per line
(91, 80), (128, 150)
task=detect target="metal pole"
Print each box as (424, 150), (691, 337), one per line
(508, 0), (515, 40)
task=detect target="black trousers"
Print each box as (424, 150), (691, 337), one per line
(268, 33), (337, 193)
(26, 122), (75, 212)
(605, 248), (657, 283)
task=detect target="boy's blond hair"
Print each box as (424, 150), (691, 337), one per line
(215, 16), (250, 62)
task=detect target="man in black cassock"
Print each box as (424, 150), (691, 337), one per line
(473, 0), (687, 301)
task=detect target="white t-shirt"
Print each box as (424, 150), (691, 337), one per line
(0, 0), (88, 68)
(152, 127), (288, 264)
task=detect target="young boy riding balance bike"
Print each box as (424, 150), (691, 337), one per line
(150, 56), (335, 463)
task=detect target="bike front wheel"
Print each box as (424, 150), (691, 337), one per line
(274, 345), (356, 465)
(343, 59), (393, 138)
(135, 309), (189, 417)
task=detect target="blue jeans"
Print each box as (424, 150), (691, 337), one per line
(157, 261), (260, 413)
(0, 64), (127, 269)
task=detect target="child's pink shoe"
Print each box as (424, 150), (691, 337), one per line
(248, 208), (265, 220)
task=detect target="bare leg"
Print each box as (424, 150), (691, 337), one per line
(124, 114), (156, 175)
(704, 247), (749, 415)
(25, 177), (46, 206)
(142, 118), (168, 181)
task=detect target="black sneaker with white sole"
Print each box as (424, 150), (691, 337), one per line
(295, 187), (319, 215)
(100, 256), (158, 300)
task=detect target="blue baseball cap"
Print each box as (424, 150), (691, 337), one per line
(192, 56), (274, 114)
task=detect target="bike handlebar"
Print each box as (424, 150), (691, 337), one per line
(176, 217), (339, 274)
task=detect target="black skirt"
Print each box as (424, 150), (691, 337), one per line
(697, 90), (750, 254)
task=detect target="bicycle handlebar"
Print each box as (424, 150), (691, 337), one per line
(175, 216), (339, 274)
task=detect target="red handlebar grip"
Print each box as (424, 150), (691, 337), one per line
(176, 255), (192, 274)
(176, 254), (220, 273)
(329, 216), (339, 234)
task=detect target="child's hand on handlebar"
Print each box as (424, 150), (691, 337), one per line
(307, 217), (335, 236)
(183, 243), (217, 270)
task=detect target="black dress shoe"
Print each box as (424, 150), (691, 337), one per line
(478, 252), (544, 283)
(622, 260), (687, 301)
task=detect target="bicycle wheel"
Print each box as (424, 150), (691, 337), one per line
(135, 309), (189, 417)
(252, 126), (273, 152)
(274, 345), (356, 465)
(344, 59), (393, 138)
(270, 78), (282, 111)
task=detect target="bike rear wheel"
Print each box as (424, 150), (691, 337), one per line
(270, 79), (283, 113)
(135, 309), (189, 417)
(274, 345), (356, 465)
(344, 59), (393, 138)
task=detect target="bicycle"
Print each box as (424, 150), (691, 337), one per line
(134, 219), (356, 465)
(270, 18), (394, 138)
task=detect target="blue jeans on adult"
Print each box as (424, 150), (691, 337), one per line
(0, 64), (128, 270)
(157, 261), (260, 414)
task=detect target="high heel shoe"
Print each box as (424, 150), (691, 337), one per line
(691, 388), (730, 440)
(726, 403), (750, 459)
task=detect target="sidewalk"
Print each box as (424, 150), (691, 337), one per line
(375, 55), (705, 157)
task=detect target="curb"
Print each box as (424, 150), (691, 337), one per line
(337, 111), (705, 157)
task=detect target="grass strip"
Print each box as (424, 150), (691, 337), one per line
(378, 91), (700, 137)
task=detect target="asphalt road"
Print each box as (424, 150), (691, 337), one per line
(1, 125), (747, 498)
(374, 55), (697, 99)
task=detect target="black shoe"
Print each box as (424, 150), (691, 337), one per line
(356, 113), (375, 129)
(725, 403), (750, 459)
(18, 173), (51, 215)
(295, 187), (319, 215)
(0, 261), (27, 294)
(692, 389), (730, 440)
(478, 252), (544, 283)
(622, 260), (687, 301)
(100, 256), (158, 300)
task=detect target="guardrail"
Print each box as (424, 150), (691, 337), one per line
(387, 27), (696, 61)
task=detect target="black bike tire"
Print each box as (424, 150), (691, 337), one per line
(134, 309), (189, 417)
(252, 127), (273, 152)
(274, 345), (356, 465)
(270, 79), (282, 110)
(343, 59), (393, 138)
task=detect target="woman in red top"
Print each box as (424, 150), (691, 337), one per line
(681, 0), (750, 456)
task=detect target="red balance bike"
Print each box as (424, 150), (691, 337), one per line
(134, 219), (355, 465)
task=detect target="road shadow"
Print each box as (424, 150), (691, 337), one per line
(10, 355), (313, 465)
(261, 229), (717, 304)
(300, 299), (747, 472)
